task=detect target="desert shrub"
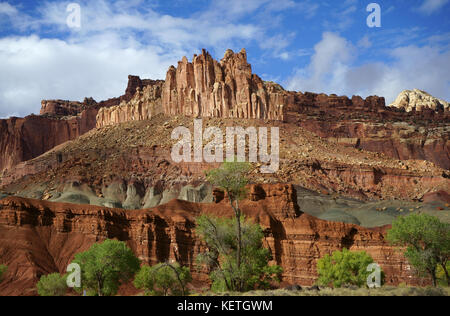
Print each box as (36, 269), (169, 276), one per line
(37, 273), (67, 296)
(196, 215), (283, 292)
(317, 248), (383, 288)
(72, 239), (140, 296)
(134, 263), (192, 296)
(387, 214), (449, 287)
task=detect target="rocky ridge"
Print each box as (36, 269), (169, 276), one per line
(92, 50), (449, 170)
(0, 185), (427, 296)
(1, 116), (448, 205)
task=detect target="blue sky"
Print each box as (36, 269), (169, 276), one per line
(0, 0), (449, 118)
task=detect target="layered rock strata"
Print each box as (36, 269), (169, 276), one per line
(96, 80), (164, 128)
(0, 185), (425, 296)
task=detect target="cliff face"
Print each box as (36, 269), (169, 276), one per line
(0, 185), (424, 296)
(162, 49), (286, 120)
(0, 75), (149, 173)
(0, 108), (98, 173)
(40, 98), (97, 118)
(95, 49), (287, 127)
(96, 80), (164, 128)
(286, 91), (450, 170)
(92, 50), (450, 170)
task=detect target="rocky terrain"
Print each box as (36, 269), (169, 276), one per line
(0, 185), (428, 296)
(0, 48), (448, 295)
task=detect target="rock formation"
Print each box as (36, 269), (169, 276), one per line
(285, 91), (450, 170)
(0, 185), (425, 296)
(96, 79), (164, 128)
(40, 98), (97, 118)
(389, 89), (449, 112)
(0, 108), (98, 173)
(163, 49), (286, 120)
(0, 75), (149, 173)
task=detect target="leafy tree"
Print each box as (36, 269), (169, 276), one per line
(387, 214), (449, 287)
(134, 263), (192, 296)
(206, 161), (251, 291)
(317, 248), (382, 288)
(37, 273), (68, 296)
(0, 265), (7, 283)
(196, 215), (282, 292)
(72, 239), (140, 296)
(437, 262), (450, 287)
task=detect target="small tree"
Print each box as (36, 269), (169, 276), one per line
(72, 239), (140, 296)
(317, 248), (381, 288)
(134, 263), (192, 296)
(387, 214), (449, 287)
(37, 273), (68, 296)
(206, 161), (251, 292)
(437, 262), (450, 287)
(0, 265), (7, 283)
(196, 215), (282, 292)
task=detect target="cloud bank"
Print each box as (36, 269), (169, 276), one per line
(286, 32), (450, 104)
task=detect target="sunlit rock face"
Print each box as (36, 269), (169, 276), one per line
(389, 89), (449, 112)
(162, 48), (286, 121)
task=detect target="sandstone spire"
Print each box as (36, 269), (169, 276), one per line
(162, 49), (286, 120)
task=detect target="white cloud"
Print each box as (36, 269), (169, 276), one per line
(286, 32), (450, 104)
(417, 0), (449, 15)
(0, 0), (291, 117)
(0, 35), (180, 117)
(0, 2), (17, 15)
(357, 35), (372, 49)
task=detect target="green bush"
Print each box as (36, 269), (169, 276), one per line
(317, 248), (383, 288)
(72, 239), (141, 296)
(0, 265), (7, 283)
(134, 263), (192, 296)
(196, 215), (283, 292)
(37, 273), (67, 296)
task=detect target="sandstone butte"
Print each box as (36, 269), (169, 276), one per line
(70, 49), (450, 170)
(0, 184), (425, 296)
(1, 49), (449, 173)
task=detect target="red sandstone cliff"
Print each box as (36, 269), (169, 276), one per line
(286, 91), (450, 170)
(0, 109), (97, 173)
(0, 76), (150, 173)
(0, 185), (424, 296)
(162, 49), (286, 120)
(96, 80), (164, 128)
(92, 50), (449, 170)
